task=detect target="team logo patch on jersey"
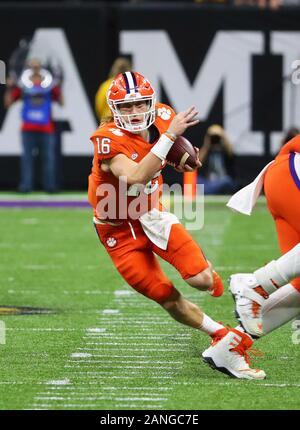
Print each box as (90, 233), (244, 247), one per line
(106, 237), (117, 248)
(109, 128), (124, 137)
(157, 107), (172, 120)
(131, 153), (138, 160)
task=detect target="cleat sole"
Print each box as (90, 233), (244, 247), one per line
(202, 355), (265, 380)
(202, 356), (235, 378)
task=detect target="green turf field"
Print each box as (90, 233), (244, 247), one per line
(0, 195), (299, 410)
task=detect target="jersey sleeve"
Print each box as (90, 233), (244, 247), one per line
(156, 102), (176, 118)
(155, 102), (176, 131)
(277, 135), (300, 157)
(169, 106), (176, 118)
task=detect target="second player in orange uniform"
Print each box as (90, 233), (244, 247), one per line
(201, 136), (300, 379)
(264, 136), (300, 292)
(226, 133), (300, 338)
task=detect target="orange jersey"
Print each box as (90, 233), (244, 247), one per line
(275, 134), (300, 192)
(88, 103), (176, 221)
(264, 140), (300, 292)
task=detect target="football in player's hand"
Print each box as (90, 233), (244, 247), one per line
(166, 136), (198, 169)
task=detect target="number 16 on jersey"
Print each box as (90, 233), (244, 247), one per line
(96, 137), (111, 155)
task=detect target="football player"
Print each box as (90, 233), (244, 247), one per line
(88, 71), (265, 379)
(202, 134), (300, 378)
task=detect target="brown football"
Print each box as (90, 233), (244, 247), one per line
(166, 136), (198, 169)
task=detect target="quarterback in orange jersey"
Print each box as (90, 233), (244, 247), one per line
(202, 135), (300, 379)
(88, 71), (265, 379)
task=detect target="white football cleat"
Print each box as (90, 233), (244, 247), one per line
(202, 328), (266, 380)
(229, 274), (268, 337)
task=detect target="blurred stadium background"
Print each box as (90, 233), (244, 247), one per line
(1, 1), (300, 190)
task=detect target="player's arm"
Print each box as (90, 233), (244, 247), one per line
(105, 105), (200, 184)
(106, 152), (164, 185)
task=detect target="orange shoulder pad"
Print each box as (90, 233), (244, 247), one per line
(154, 103), (176, 133)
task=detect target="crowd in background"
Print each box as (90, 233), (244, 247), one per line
(75, 0), (300, 8)
(4, 50), (298, 194)
(5, 0), (299, 7)
(194, 0), (299, 7)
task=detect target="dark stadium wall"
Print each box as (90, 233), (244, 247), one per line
(0, 3), (299, 190)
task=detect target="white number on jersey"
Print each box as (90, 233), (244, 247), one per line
(96, 137), (111, 154)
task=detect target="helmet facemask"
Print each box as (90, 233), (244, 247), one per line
(108, 94), (156, 133)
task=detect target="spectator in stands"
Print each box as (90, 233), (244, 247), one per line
(280, 0), (300, 5)
(234, 0), (281, 8)
(4, 58), (63, 193)
(194, 0), (229, 4)
(197, 124), (236, 194)
(95, 57), (132, 122)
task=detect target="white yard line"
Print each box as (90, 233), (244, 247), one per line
(30, 212), (236, 410)
(31, 296), (180, 409)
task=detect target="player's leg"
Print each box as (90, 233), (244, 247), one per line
(205, 217), (300, 379)
(158, 289), (266, 379)
(95, 221), (173, 303)
(259, 282), (300, 335)
(231, 220), (300, 337)
(97, 222), (226, 335)
(152, 223), (264, 378)
(188, 261), (224, 298)
(152, 223), (224, 297)
(95, 221), (264, 378)
(159, 288), (226, 334)
(256, 218), (300, 335)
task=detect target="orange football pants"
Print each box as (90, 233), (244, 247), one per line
(264, 156), (300, 291)
(94, 220), (209, 303)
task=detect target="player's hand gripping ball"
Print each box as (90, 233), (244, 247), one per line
(166, 136), (198, 169)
